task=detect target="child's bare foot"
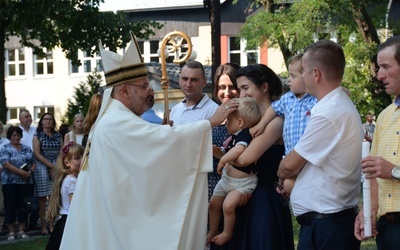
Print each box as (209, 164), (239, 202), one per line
(206, 231), (218, 245)
(212, 232), (232, 246)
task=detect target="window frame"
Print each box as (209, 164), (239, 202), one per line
(33, 106), (55, 122)
(33, 48), (54, 76)
(229, 37), (260, 66)
(70, 50), (102, 75)
(5, 48), (26, 78)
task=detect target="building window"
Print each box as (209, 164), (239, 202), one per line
(137, 40), (169, 63)
(70, 50), (102, 74)
(7, 107), (26, 122)
(34, 49), (54, 75)
(34, 106), (55, 122)
(5, 48), (25, 77)
(229, 37), (259, 66)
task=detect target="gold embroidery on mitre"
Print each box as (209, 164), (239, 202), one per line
(105, 64), (148, 87)
(99, 31), (148, 87)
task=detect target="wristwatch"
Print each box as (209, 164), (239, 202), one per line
(391, 166), (400, 181)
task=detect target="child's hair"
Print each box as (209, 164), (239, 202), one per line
(288, 53), (303, 66)
(231, 97), (262, 128)
(47, 142), (84, 220)
(83, 93), (103, 135)
(70, 113), (84, 142)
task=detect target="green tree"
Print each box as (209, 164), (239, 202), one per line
(62, 70), (103, 125)
(235, 0), (396, 116)
(0, 0), (163, 123)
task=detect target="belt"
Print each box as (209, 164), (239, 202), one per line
(296, 206), (359, 225)
(384, 212), (400, 224)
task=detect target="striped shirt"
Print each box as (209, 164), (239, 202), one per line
(272, 92), (316, 155)
(372, 103), (400, 216)
(170, 94), (218, 125)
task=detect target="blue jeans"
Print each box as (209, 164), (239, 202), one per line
(376, 216), (400, 250)
(298, 214), (360, 250)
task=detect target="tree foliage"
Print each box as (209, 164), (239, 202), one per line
(61, 70), (103, 125)
(0, 0), (163, 123)
(235, 0), (397, 117)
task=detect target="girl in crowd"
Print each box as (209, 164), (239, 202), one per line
(46, 141), (84, 250)
(33, 113), (63, 235)
(64, 113), (84, 145)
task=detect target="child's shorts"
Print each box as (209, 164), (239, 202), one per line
(213, 168), (257, 196)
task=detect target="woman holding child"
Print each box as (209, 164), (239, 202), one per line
(221, 64), (294, 249)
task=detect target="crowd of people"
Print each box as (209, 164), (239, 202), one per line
(0, 33), (399, 250)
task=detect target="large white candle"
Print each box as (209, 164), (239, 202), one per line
(362, 141), (372, 237)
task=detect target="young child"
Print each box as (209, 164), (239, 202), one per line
(250, 54), (315, 197)
(45, 141), (84, 250)
(207, 97), (262, 246)
(64, 113), (84, 146)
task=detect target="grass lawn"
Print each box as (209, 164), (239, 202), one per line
(1, 220), (377, 250)
(0, 236), (50, 250)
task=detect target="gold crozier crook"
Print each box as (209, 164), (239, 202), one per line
(159, 31), (193, 123)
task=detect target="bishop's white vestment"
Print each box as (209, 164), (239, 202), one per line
(60, 97), (212, 250)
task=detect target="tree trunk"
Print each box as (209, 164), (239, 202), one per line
(209, 0), (221, 84)
(0, 25), (7, 124)
(265, 0), (291, 66)
(351, 3), (380, 76)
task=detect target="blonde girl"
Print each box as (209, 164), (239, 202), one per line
(64, 113), (84, 146)
(45, 141), (84, 250)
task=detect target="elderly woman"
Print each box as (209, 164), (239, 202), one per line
(0, 126), (36, 241)
(221, 64), (294, 249)
(33, 112), (63, 235)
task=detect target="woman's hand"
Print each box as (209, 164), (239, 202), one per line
(208, 100), (239, 128)
(20, 170), (31, 179)
(238, 192), (252, 206)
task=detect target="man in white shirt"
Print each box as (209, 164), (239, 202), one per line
(170, 61), (218, 125)
(19, 110), (36, 150)
(277, 40), (363, 250)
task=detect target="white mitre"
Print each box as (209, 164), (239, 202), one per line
(98, 31), (148, 87)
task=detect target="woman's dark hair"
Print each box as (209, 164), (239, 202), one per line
(59, 124), (70, 139)
(213, 63), (241, 104)
(236, 64), (283, 101)
(36, 112), (57, 134)
(7, 126), (23, 140)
